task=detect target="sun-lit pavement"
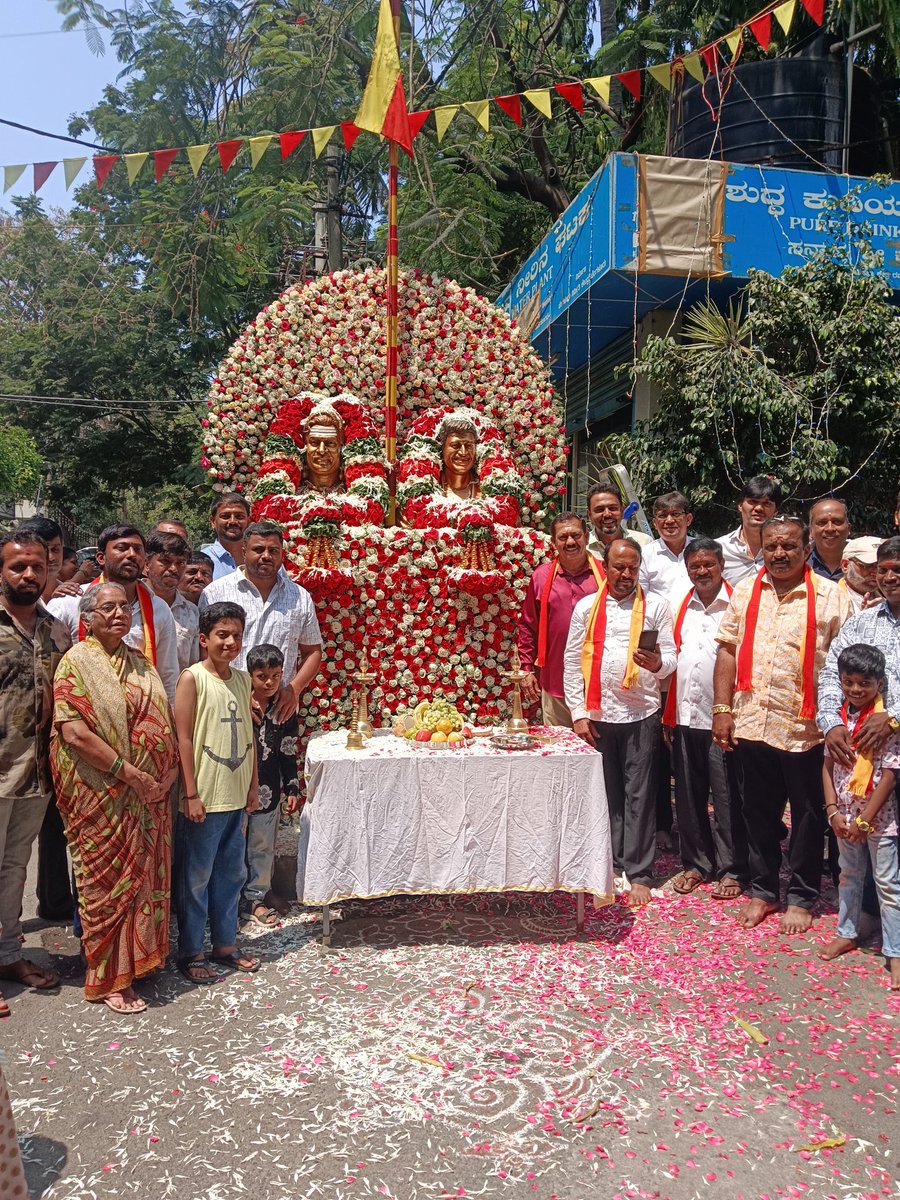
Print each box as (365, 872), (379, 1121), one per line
(4, 852), (899, 1200)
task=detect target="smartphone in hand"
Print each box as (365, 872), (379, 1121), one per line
(637, 629), (658, 653)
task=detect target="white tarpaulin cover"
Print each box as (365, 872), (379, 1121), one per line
(297, 729), (614, 906)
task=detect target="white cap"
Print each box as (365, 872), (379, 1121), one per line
(843, 536), (883, 565)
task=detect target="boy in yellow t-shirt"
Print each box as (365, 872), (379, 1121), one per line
(174, 601), (260, 985)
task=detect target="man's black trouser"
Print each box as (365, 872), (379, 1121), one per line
(593, 713), (659, 885)
(734, 740), (824, 910)
(36, 794), (74, 921)
(672, 725), (748, 882)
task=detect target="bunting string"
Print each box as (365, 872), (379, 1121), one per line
(2, 0), (821, 196)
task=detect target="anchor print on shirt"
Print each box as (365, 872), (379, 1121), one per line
(202, 700), (252, 772)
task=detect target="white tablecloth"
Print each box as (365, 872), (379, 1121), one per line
(296, 728), (614, 906)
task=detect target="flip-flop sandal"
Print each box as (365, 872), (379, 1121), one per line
(711, 877), (743, 900)
(250, 905), (279, 927)
(0, 961), (60, 991)
(101, 994), (148, 1014)
(0, 992), (9, 1020)
(672, 871), (705, 895)
(208, 952), (260, 974)
(177, 957), (220, 985)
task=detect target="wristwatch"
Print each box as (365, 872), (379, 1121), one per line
(855, 815), (875, 834)
(888, 716), (900, 732)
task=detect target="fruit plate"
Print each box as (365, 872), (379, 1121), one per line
(489, 733), (540, 752)
(405, 736), (473, 750)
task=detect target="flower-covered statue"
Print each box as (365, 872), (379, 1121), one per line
(202, 269), (566, 736)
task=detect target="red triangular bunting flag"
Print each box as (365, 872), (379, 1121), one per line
(408, 109), (432, 140)
(93, 154), (119, 186)
(217, 139), (243, 172)
(382, 75), (414, 156)
(701, 44), (719, 73)
(153, 147), (179, 182)
(33, 162), (57, 193)
(555, 82), (584, 113)
(617, 69), (642, 100)
(341, 121), (362, 151)
(749, 13), (772, 50)
(494, 94), (523, 126)
(279, 130), (306, 159)
(800, 0), (824, 23)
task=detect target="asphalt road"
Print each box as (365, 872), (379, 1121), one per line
(3, 850), (899, 1200)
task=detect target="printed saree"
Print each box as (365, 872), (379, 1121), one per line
(50, 637), (176, 1001)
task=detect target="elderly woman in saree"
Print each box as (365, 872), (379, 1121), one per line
(50, 583), (177, 1014)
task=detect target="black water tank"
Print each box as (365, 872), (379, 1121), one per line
(672, 42), (881, 175)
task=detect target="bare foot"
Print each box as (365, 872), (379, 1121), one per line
(736, 898), (778, 929)
(890, 959), (900, 990)
(780, 905), (813, 935)
(627, 882), (653, 907)
(818, 936), (857, 961)
(656, 830), (673, 852)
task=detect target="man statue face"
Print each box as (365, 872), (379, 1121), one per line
(442, 433), (477, 479)
(0, 541), (48, 608)
(305, 428), (342, 490)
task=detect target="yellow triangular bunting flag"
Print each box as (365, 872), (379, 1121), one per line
(248, 136), (272, 168)
(3, 164), (26, 193)
(186, 144), (210, 177)
(523, 89), (552, 118)
(725, 28), (743, 56)
(648, 63), (674, 91)
(312, 125), (336, 158)
(682, 52), (705, 82)
(463, 100), (490, 131)
(63, 158), (87, 189)
(124, 152), (149, 184)
(585, 76), (611, 105)
(774, 0), (796, 34)
(434, 105), (459, 143)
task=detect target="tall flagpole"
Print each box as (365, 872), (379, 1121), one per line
(385, 0), (402, 526)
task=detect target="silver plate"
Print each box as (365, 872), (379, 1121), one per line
(489, 733), (540, 751)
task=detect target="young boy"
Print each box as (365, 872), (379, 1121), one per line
(819, 644), (900, 990)
(242, 644), (301, 925)
(173, 601), (260, 984)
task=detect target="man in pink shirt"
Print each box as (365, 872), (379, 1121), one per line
(518, 513), (604, 727)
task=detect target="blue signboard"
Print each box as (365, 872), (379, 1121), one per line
(499, 153), (900, 341)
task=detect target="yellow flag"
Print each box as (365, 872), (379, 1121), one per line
(63, 158), (87, 189)
(463, 99), (490, 131)
(124, 152), (149, 184)
(186, 144), (210, 177)
(648, 63), (674, 91)
(434, 105), (459, 143)
(312, 125), (336, 158)
(248, 136), (272, 168)
(353, 0), (412, 152)
(682, 52), (705, 82)
(3, 165), (26, 193)
(774, 0), (796, 34)
(725, 29), (743, 56)
(585, 76), (611, 105)
(523, 89), (552, 118)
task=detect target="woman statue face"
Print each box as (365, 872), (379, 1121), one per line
(442, 432), (477, 479)
(85, 584), (131, 649)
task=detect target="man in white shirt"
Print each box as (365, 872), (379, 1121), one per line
(840, 536), (883, 614)
(48, 524), (180, 702)
(665, 538), (747, 900)
(564, 538), (676, 906)
(144, 531), (199, 670)
(586, 486), (652, 561)
(715, 476), (782, 585)
(639, 491), (694, 600)
(200, 521), (322, 722)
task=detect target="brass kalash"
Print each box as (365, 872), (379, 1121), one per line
(345, 647), (377, 750)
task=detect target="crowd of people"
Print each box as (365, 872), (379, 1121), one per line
(1, 475), (898, 1035)
(0, 493), (320, 1015)
(518, 479), (900, 989)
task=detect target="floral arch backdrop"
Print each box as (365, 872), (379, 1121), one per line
(202, 268), (567, 733)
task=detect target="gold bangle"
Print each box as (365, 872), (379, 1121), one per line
(711, 704), (732, 715)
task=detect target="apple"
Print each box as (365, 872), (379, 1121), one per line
(415, 729), (432, 742)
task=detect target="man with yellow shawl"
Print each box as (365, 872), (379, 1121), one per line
(51, 583), (177, 1014)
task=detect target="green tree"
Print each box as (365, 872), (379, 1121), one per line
(0, 423), (42, 504)
(605, 234), (900, 533)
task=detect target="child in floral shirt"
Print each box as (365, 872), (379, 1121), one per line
(820, 644), (900, 990)
(241, 644), (300, 926)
